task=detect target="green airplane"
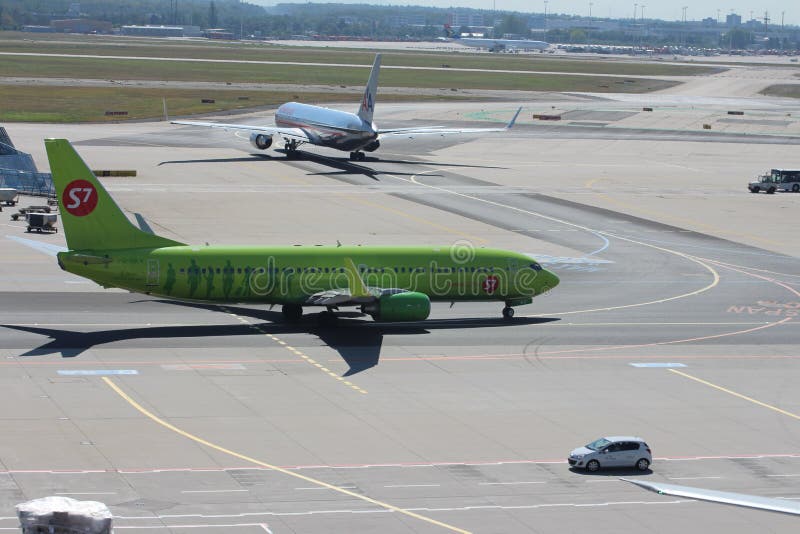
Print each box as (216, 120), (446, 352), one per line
(46, 139), (559, 322)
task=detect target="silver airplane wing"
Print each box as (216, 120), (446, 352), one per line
(170, 121), (311, 142)
(378, 107), (521, 137)
(622, 478), (800, 516)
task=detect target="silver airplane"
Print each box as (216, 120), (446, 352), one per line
(172, 53), (521, 161)
(441, 25), (550, 53)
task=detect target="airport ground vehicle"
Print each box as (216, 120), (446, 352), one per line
(0, 188), (18, 206)
(748, 169), (800, 193)
(568, 436), (652, 472)
(11, 205), (51, 221)
(26, 213), (57, 233)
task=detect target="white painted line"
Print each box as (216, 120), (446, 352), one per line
(294, 486), (357, 491)
(112, 523), (275, 530)
(585, 479), (618, 483)
(181, 489), (249, 494)
(767, 474), (800, 477)
(667, 477), (722, 480)
(111, 498), (692, 520)
(479, 481), (545, 486)
(55, 492), (117, 496)
(384, 484), (441, 488)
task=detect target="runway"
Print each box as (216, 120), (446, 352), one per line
(1, 97), (800, 533)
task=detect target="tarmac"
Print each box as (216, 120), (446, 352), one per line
(0, 61), (799, 533)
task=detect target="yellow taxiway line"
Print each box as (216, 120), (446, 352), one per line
(668, 369), (800, 421)
(102, 377), (471, 534)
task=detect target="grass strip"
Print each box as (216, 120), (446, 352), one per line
(0, 32), (721, 76)
(0, 85), (471, 123)
(0, 55), (679, 93)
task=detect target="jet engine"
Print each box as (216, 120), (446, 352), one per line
(362, 291), (430, 322)
(362, 140), (380, 152)
(249, 133), (273, 150)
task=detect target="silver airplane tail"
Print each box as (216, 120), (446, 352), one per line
(357, 54), (381, 124)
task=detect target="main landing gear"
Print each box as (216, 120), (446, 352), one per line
(284, 140), (300, 159)
(502, 306), (515, 320)
(349, 151), (366, 161)
(281, 303), (303, 322)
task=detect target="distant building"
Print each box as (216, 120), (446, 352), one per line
(67, 2), (81, 17)
(204, 28), (234, 40)
(448, 12), (484, 28)
(121, 25), (185, 37)
(726, 13), (742, 27)
(51, 19), (112, 34)
(22, 26), (55, 33)
(701, 17), (716, 27)
(388, 14), (426, 27)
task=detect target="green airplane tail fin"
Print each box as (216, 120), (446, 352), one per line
(45, 138), (185, 251)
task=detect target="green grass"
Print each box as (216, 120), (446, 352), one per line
(759, 84), (800, 99)
(0, 31), (722, 76)
(0, 85), (472, 123)
(0, 55), (679, 93)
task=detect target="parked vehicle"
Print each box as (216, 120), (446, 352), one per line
(749, 169), (800, 194)
(568, 436), (652, 472)
(0, 188), (18, 206)
(26, 212), (58, 233)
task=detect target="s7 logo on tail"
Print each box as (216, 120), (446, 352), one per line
(62, 180), (98, 217)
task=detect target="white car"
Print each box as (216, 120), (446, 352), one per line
(568, 436), (652, 472)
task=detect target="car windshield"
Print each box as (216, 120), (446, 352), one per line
(586, 438), (611, 451)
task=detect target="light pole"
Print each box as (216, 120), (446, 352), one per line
(682, 6), (688, 47)
(588, 2), (592, 45)
(640, 4), (645, 46)
(633, 3), (637, 21)
(544, 0), (549, 34)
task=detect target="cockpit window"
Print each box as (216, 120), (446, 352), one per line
(530, 263), (543, 271)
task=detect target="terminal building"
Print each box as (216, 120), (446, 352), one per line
(120, 25), (202, 37)
(0, 128), (54, 197)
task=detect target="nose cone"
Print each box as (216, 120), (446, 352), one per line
(540, 269), (559, 293)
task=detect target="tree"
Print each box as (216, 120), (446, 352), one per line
(569, 29), (587, 43)
(722, 28), (752, 49)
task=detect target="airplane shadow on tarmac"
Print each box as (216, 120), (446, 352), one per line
(158, 150), (506, 181)
(1, 303), (559, 376)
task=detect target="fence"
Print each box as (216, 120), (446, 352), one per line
(0, 168), (55, 198)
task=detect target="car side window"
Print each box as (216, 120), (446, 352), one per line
(606, 443), (621, 452)
(622, 442), (639, 451)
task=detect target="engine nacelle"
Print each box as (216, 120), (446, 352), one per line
(249, 132), (273, 150)
(363, 291), (430, 322)
(363, 140), (380, 152)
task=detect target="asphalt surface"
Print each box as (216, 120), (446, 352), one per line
(1, 106), (800, 533)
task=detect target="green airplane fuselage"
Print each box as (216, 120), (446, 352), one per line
(58, 245), (556, 305)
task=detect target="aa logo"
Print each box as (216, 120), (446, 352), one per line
(362, 92), (373, 112)
(62, 180), (98, 217)
(482, 275), (499, 294)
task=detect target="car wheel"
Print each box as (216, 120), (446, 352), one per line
(793, 184), (800, 193)
(767, 187), (776, 194)
(750, 186), (760, 193)
(635, 458), (650, 471)
(586, 460), (600, 472)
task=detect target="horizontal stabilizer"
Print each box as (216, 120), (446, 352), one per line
(6, 235), (67, 257)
